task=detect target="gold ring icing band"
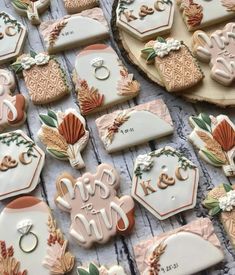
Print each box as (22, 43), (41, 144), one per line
(94, 65), (110, 80)
(19, 231), (38, 253)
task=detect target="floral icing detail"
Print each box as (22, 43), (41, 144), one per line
(219, 190), (235, 212)
(142, 37), (182, 61)
(0, 12), (22, 32)
(147, 242), (167, 275)
(0, 241), (27, 275)
(136, 154), (154, 172)
(221, 0), (235, 11)
(34, 53), (50, 65)
(20, 56), (36, 70)
(179, 0), (203, 29)
(49, 20), (68, 47)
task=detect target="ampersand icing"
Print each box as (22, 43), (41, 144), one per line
(192, 23), (235, 86)
(55, 163), (135, 248)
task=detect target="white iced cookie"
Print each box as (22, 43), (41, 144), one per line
(132, 146), (199, 220)
(0, 12), (27, 65)
(40, 8), (109, 54)
(38, 109), (89, 169)
(116, 0), (175, 41)
(95, 99), (174, 153)
(11, 0), (50, 25)
(0, 130), (45, 200)
(0, 196), (74, 274)
(74, 44), (140, 115)
(77, 262), (127, 275)
(134, 218), (224, 275)
(188, 113), (235, 177)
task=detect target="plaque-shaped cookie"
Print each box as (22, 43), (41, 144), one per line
(74, 44), (140, 115)
(0, 196), (74, 274)
(132, 146), (199, 220)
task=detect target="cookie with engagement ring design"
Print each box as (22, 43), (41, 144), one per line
(91, 57), (110, 80)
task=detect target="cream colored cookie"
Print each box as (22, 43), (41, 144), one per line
(64, 0), (99, 14)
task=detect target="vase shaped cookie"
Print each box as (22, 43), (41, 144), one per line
(12, 51), (70, 105)
(177, 0), (235, 31)
(40, 8), (109, 54)
(96, 99), (174, 153)
(189, 113), (235, 177)
(203, 184), (235, 249)
(134, 218), (224, 275)
(64, 0), (99, 14)
(0, 130), (45, 200)
(38, 109), (89, 169)
(74, 44), (140, 115)
(55, 164), (135, 248)
(12, 0), (50, 25)
(192, 23), (235, 86)
(0, 69), (27, 132)
(116, 0), (175, 41)
(77, 263), (127, 275)
(0, 12), (27, 65)
(0, 196), (74, 274)
(142, 37), (203, 92)
(132, 146), (199, 220)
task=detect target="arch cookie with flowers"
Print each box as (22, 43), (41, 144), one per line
(55, 163), (135, 248)
(38, 109), (89, 170)
(11, 0), (50, 25)
(0, 69), (27, 132)
(73, 44), (140, 115)
(77, 262), (127, 275)
(0, 196), (74, 274)
(11, 51), (70, 105)
(132, 146), (199, 220)
(203, 184), (235, 249)
(188, 113), (235, 177)
(0, 130), (45, 200)
(134, 218), (224, 275)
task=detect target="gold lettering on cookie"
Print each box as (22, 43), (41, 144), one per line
(139, 5), (154, 18)
(124, 10), (138, 22)
(140, 180), (157, 195)
(157, 173), (175, 189)
(0, 156), (18, 171)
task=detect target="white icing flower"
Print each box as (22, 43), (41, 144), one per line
(153, 39), (181, 58)
(20, 57), (36, 70)
(35, 53), (50, 65)
(167, 38), (181, 51)
(136, 154), (153, 171)
(219, 190), (235, 211)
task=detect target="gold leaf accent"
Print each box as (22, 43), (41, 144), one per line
(184, 1), (203, 28)
(49, 20), (68, 47)
(148, 242), (167, 274)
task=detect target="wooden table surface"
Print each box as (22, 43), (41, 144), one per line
(1, 0), (235, 274)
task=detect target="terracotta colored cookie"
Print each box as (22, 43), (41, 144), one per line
(55, 164), (135, 248)
(77, 262), (127, 275)
(64, 0), (99, 14)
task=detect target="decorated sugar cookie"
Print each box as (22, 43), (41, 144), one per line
(0, 12), (27, 65)
(0, 69), (27, 132)
(192, 23), (235, 86)
(132, 146), (199, 220)
(64, 0), (99, 14)
(40, 8), (109, 54)
(0, 130), (45, 200)
(55, 164), (135, 248)
(77, 263), (127, 275)
(0, 196), (74, 274)
(204, 184), (235, 249)
(177, 0), (235, 31)
(96, 99), (174, 153)
(73, 44), (140, 115)
(12, 0), (50, 25)
(141, 37), (203, 92)
(12, 51), (70, 105)
(134, 218), (224, 275)
(38, 109), (89, 169)
(116, 0), (175, 41)
(188, 113), (235, 177)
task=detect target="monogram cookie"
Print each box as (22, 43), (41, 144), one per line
(192, 23), (235, 86)
(188, 113), (235, 177)
(142, 37), (203, 92)
(38, 109), (89, 169)
(203, 184), (235, 249)
(12, 51), (70, 104)
(0, 130), (45, 200)
(55, 164), (135, 248)
(116, 0), (175, 41)
(64, 0), (99, 14)
(134, 218), (224, 275)
(77, 263), (127, 275)
(0, 69), (27, 132)
(132, 146), (199, 220)
(96, 99), (174, 153)
(0, 196), (74, 274)
(0, 12), (27, 65)
(12, 0), (50, 25)
(73, 44), (140, 115)
(40, 8), (109, 54)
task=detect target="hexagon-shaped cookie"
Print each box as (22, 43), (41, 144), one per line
(132, 146), (199, 220)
